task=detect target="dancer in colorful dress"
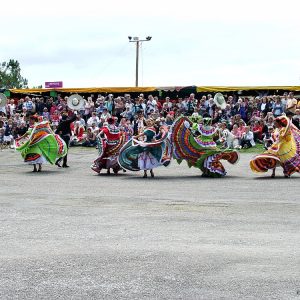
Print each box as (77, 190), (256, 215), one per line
(250, 115), (300, 177)
(118, 118), (172, 178)
(15, 115), (67, 172)
(91, 117), (126, 175)
(171, 115), (239, 177)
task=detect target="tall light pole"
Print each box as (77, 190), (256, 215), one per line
(128, 36), (152, 87)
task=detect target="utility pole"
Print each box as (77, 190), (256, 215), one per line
(128, 36), (152, 87)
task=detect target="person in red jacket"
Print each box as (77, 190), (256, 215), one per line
(252, 120), (264, 143)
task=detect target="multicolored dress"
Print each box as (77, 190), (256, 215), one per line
(171, 116), (239, 177)
(118, 126), (172, 171)
(15, 121), (67, 165)
(250, 116), (300, 176)
(91, 124), (126, 174)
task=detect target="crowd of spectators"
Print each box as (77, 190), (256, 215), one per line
(1, 91), (300, 151)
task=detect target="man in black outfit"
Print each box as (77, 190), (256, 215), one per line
(55, 112), (77, 167)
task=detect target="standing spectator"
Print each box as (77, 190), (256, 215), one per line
(7, 99), (16, 118)
(272, 96), (284, 117)
(258, 97), (272, 114)
(42, 107), (50, 120)
(23, 96), (34, 114)
(4, 120), (14, 148)
(105, 94), (114, 114)
(0, 121), (5, 150)
(100, 108), (111, 122)
(238, 100), (248, 121)
(146, 95), (157, 116)
(131, 98), (143, 116)
(120, 105), (133, 121)
(114, 97), (125, 120)
(186, 96), (195, 116)
(84, 97), (94, 121)
(35, 98), (45, 115)
(286, 92), (297, 114)
(281, 92), (288, 112)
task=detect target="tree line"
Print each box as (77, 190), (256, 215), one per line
(0, 59), (28, 89)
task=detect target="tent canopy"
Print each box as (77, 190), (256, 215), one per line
(9, 87), (157, 94)
(196, 86), (300, 92)
(8, 85), (300, 96)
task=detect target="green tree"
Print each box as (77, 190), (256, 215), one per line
(0, 59), (28, 89)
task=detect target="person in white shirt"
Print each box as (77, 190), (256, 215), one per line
(286, 92), (297, 114)
(240, 126), (255, 149)
(87, 112), (100, 127)
(100, 108), (111, 122)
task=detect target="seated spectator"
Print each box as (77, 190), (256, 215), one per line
(218, 123), (233, 149)
(262, 126), (274, 150)
(76, 113), (86, 128)
(82, 127), (97, 147)
(237, 120), (246, 137)
(70, 121), (85, 146)
(251, 107), (260, 120)
(87, 112), (100, 127)
(16, 122), (28, 137)
(90, 123), (99, 135)
(231, 124), (241, 148)
(252, 120), (263, 143)
(240, 126), (255, 149)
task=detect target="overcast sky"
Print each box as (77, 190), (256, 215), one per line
(1, 0), (300, 88)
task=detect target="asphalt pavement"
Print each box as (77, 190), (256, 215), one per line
(0, 148), (300, 299)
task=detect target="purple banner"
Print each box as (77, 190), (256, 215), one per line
(45, 81), (63, 88)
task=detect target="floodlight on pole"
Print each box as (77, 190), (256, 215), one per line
(128, 36), (152, 87)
